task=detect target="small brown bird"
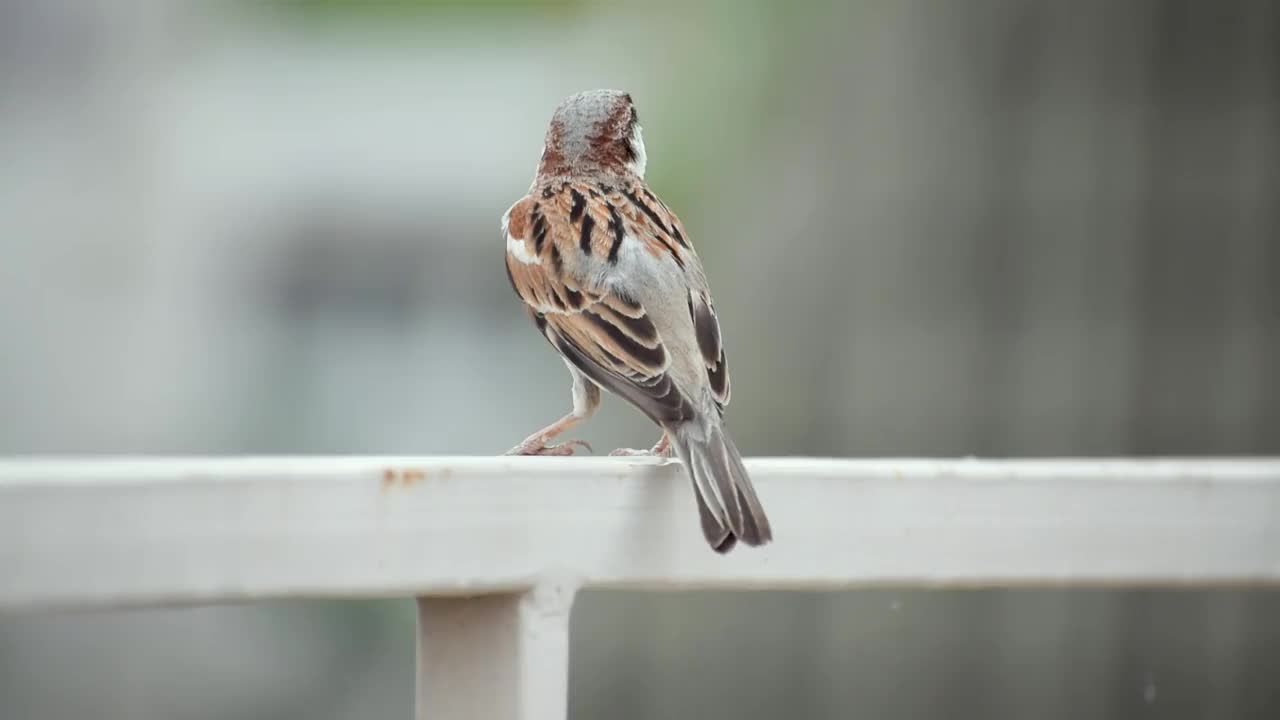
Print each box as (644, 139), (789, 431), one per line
(502, 89), (770, 553)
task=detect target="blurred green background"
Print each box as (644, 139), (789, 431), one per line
(1, 0), (1277, 718)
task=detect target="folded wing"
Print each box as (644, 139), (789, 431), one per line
(503, 191), (697, 427)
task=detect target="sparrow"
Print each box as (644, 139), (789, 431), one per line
(501, 89), (771, 553)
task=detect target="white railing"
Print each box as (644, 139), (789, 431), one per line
(3, 457), (1279, 719)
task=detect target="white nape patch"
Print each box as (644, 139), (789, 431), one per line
(628, 125), (648, 179)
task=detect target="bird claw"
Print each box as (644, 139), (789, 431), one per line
(505, 438), (593, 456)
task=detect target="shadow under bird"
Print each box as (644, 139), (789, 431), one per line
(501, 89), (771, 553)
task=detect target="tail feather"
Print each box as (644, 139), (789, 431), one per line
(691, 476), (737, 553)
(671, 421), (771, 552)
(722, 430), (772, 545)
(702, 426), (744, 536)
(671, 432), (732, 550)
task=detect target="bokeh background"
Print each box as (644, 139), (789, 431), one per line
(2, 0), (1278, 718)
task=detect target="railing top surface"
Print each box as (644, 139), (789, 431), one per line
(5, 455), (1280, 482)
(2, 456), (1278, 611)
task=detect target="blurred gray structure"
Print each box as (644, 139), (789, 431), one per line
(1, 1), (1277, 718)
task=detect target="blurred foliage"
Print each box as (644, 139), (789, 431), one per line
(256, 0), (593, 17)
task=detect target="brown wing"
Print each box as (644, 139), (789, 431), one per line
(612, 182), (731, 412)
(611, 181), (732, 413)
(688, 289), (731, 412)
(503, 190), (697, 426)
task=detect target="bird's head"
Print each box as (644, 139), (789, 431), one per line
(536, 89), (646, 181)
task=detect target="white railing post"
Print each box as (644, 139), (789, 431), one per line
(415, 579), (578, 720)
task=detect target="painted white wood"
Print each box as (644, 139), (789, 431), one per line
(415, 580), (576, 720)
(1, 457), (1278, 611)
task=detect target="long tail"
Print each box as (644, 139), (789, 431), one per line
(669, 419), (772, 553)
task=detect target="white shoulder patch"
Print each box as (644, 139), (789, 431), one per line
(503, 204), (542, 266)
(506, 232), (542, 265)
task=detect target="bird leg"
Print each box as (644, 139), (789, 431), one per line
(505, 367), (599, 456)
(609, 432), (672, 457)
(505, 413), (592, 456)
